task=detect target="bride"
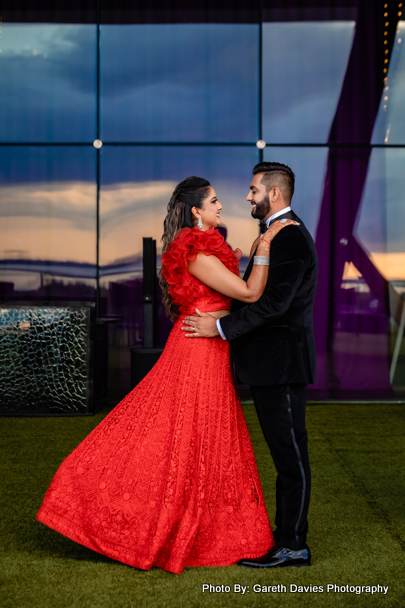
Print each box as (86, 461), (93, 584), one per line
(37, 176), (296, 574)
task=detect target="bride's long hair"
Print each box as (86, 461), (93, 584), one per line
(160, 176), (211, 321)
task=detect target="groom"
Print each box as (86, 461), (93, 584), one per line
(182, 162), (318, 568)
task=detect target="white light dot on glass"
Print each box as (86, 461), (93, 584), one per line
(93, 139), (103, 149)
(256, 139), (266, 149)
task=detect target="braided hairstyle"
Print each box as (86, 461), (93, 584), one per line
(160, 176), (211, 321)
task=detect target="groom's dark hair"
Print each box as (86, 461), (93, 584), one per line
(253, 162), (295, 203)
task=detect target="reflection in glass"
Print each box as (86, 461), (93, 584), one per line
(372, 22), (405, 145)
(332, 261), (392, 395)
(99, 145), (260, 270)
(0, 25), (97, 142)
(0, 147), (97, 300)
(353, 148), (405, 393)
(100, 24), (258, 142)
(262, 22), (355, 143)
(99, 145), (260, 394)
(263, 146), (328, 237)
(355, 148), (405, 281)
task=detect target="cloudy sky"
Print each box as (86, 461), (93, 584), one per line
(0, 21), (357, 145)
(262, 21), (355, 143)
(0, 25), (97, 142)
(1, 21), (404, 280)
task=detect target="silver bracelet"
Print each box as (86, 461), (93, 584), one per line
(253, 256), (270, 266)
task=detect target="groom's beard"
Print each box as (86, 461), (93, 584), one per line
(251, 193), (270, 220)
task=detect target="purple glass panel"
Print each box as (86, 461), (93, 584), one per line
(309, 2), (399, 398)
(355, 148), (405, 393)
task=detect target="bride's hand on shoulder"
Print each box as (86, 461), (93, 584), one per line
(262, 218), (300, 245)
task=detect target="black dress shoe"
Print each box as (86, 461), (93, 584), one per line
(238, 545), (311, 568)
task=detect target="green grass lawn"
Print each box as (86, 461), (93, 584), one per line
(0, 403), (404, 608)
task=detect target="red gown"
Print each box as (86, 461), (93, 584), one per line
(37, 226), (273, 574)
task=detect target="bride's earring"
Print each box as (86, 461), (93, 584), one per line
(197, 217), (203, 230)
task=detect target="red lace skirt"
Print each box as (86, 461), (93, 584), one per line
(37, 315), (273, 573)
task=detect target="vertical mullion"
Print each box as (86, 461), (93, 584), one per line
(258, 1), (263, 162)
(95, 15), (101, 317)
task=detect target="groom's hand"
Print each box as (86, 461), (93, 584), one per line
(182, 309), (219, 338)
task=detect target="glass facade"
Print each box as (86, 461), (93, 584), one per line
(100, 24), (259, 142)
(263, 146), (329, 238)
(372, 22), (405, 145)
(1, 4), (404, 400)
(100, 145), (260, 269)
(355, 147), (405, 391)
(0, 25), (97, 142)
(262, 22), (355, 143)
(0, 146), (97, 301)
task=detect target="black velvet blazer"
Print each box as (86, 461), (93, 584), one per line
(220, 210), (318, 386)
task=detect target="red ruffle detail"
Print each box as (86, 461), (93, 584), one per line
(161, 227), (240, 311)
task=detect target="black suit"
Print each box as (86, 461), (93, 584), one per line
(220, 209), (318, 550)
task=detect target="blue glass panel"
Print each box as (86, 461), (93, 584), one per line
(0, 25), (97, 143)
(100, 24), (259, 142)
(0, 147), (97, 300)
(99, 145), (260, 270)
(263, 146), (328, 237)
(99, 144), (259, 394)
(262, 22), (355, 143)
(372, 22), (405, 144)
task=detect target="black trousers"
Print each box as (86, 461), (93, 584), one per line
(249, 383), (310, 550)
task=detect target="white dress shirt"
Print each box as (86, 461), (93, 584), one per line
(216, 207), (291, 340)
(265, 206), (291, 228)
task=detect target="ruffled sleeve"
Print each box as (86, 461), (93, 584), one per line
(161, 227), (240, 309)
